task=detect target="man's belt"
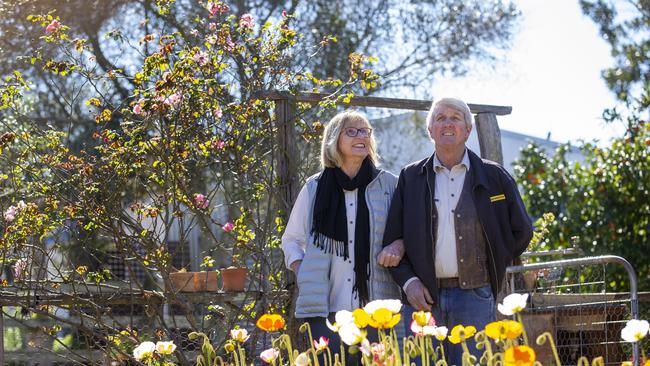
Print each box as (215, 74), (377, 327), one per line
(437, 277), (459, 288)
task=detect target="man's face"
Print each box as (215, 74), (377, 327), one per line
(428, 104), (472, 150)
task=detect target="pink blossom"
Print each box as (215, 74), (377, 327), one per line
(213, 106), (223, 119)
(192, 51), (209, 66)
(168, 93), (182, 106)
(208, 22), (217, 31)
(4, 201), (26, 222)
(133, 104), (143, 115)
(3, 208), (16, 222)
(222, 222), (235, 233)
(313, 336), (329, 351)
(158, 93), (182, 109)
(190, 29), (199, 37)
(194, 194), (209, 210)
(239, 13), (254, 29)
(282, 10), (288, 17)
(14, 258), (27, 281)
(208, 2), (229, 16)
(45, 19), (60, 34)
(259, 348), (280, 363)
(212, 139), (225, 149)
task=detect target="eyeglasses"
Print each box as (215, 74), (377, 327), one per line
(342, 127), (373, 138)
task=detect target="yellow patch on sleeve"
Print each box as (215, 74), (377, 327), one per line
(490, 194), (506, 202)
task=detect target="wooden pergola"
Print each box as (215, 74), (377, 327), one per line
(259, 91), (512, 211)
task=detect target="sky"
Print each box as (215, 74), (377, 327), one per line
(430, 0), (626, 145)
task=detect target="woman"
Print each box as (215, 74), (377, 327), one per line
(281, 110), (404, 358)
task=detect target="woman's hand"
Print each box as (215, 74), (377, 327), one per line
(377, 239), (405, 267)
(289, 260), (302, 273)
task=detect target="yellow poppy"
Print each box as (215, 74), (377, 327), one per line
(485, 320), (523, 341)
(367, 308), (401, 329)
(352, 308), (371, 328)
(412, 311), (434, 327)
(256, 314), (285, 332)
(504, 345), (536, 366)
(448, 325), (477, 344)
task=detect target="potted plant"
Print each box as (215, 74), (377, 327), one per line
(219, 221), (248, 291)
(168, 268), (195, 292)
(195, 256), (220, 292)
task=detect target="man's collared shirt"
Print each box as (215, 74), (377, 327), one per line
(433, 149), (470, 278)
(403, 149), (470, 291)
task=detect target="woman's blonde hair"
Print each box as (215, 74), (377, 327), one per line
(320, 110), (379, 169)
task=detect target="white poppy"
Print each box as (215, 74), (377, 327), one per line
(363, 299), (402, 314)
(498, 293), (529, 315)
(132, 341), (155, 361)
(326, 310), (354, 332)
(621, 319), (650, 342)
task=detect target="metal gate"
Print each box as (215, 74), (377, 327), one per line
(505, 254), (641, 366)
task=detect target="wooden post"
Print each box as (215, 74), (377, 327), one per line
(272, 96), (304, 345)
(274, 98), (300, 211)
(475, 112), (504, 164)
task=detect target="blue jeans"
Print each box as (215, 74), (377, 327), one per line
(403, 285), (495, 366)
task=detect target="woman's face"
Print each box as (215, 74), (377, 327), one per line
(337, 118), (372, 162)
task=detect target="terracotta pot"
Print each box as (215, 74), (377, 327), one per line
(194, 271), (220, 292)
(169, 272), (195, 292)
(220, 267), (247, 291)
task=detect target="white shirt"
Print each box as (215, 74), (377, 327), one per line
(433, 150), (470, 278)
(282, 185), (359, 312)
(403, 150), (470, 291)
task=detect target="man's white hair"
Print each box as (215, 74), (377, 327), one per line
(426, 97), (474, 129)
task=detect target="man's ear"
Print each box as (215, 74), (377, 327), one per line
(427, 125), (434, 139)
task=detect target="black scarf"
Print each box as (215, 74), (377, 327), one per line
(311, 157), (375, 305)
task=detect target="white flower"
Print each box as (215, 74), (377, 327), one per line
(498, 293), (529, 315)
(260, 348), (280, 363)
(155, 340), (176, 355)
(230, 328), (250, 343)
(621, 319), (650, 342)
(326, 310), (354, 332)
(410, 320), (437, 336)
(432, 326), (448, 341)
(338, 323), (367, 346)
(359, 338), (372, 356)
(132, 341), (155, 361)
(295, 352), (310, 366)
(363, 299), (402, 314)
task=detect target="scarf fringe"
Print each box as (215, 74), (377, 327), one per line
(312, 232), (349, 260)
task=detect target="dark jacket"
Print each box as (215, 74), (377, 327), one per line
(382, 149), (533, 301)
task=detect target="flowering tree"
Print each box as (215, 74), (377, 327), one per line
(0, 1), (378, 363)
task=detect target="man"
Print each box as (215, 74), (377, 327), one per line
(382, 97), (533, 365)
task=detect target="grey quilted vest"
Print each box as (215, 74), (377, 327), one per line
(294, 170), (401, 318)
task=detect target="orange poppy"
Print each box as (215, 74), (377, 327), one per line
(256, 314), (286, 332)
(504, 345), (536, 366)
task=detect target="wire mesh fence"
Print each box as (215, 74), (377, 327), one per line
(506, 255), (646, 366)
(1, 284), (288, 365)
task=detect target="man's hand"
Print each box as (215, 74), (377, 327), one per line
(405, 279), (434, 311)
(289, 260), (302, 274)
(377, 239), (405, 267)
